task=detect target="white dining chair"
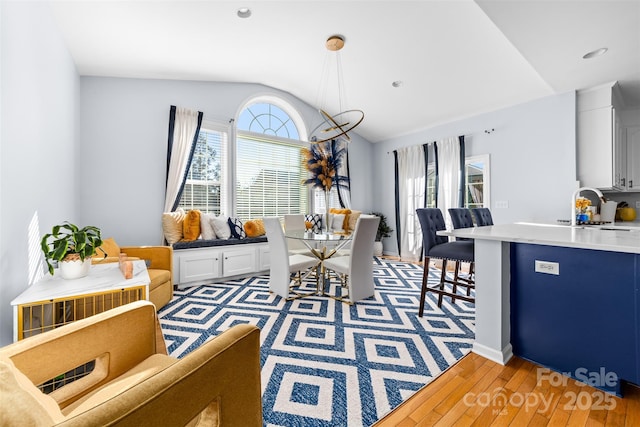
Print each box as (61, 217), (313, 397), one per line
(263, 217), (318, 299)
(322, 215), (380, 303)
(284, 214), (314, 256)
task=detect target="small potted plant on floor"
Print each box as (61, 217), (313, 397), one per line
(40, 221), (104, 279)
(371, 212), (393, 257)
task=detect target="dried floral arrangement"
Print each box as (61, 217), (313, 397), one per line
(301, 140), (350, 192)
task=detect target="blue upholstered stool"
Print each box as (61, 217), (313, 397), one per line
(471, 207), (494, 226)
(416, 208), (475, 315)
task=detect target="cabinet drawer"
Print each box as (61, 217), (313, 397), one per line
(179, 252), (222, 283)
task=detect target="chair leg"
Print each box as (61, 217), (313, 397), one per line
(419, 256), (430, 317)
(452, 261), (460, 297)
(438, 259), (446, 308)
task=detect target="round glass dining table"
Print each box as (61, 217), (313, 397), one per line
(284, 230), (352, 298)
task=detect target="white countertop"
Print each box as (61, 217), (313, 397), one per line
(448, 222), (640, 254)
(11, 261), (150, 306)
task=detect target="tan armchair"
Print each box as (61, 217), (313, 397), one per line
(93, 238), (174, 310)
(0, 301), (263, 426)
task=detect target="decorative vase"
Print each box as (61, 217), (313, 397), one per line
(373, 241), (383, 257)
(59, 258), (92, 280)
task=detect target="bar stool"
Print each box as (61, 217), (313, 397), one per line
(448, 208), (475, 240)
(471, 207), (494, 226)
(416, 208), (475, 316)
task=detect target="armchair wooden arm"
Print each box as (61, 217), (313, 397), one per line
(0, 301), (262, 426)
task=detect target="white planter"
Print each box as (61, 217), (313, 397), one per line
(59, 258), (92, 280)
(373, 241), (383, 257)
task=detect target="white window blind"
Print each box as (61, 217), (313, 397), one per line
(235, 134), (308, 220)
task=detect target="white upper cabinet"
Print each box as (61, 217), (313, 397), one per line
(577, 82), (628, 191)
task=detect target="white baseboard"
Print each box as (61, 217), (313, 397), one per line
(472, 342), (513, 366)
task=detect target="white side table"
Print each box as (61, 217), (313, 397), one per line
(11, 260), (150, 341)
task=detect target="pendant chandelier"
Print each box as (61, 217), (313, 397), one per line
(308, 35), (364, 144)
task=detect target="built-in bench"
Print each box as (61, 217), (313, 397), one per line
(172, 237), (270, 289)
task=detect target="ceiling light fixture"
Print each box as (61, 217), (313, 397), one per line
(308, 35), (364, 144)
(237, 7), (251, 18)
(583, 47), (608, 59)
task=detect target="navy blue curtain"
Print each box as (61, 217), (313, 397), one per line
(335, 138), (351, 209)
(458, 135), (466, 207)
(433, 142), (439, 208)
(393, 151), (401, 253)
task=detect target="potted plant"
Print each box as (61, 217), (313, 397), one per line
(371, 212), (393, 257)
(40, 221), (104, 279)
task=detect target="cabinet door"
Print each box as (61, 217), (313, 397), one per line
(613, 109), (626, 188)
(577, 107), (617, 189)
(179, 251), (222, 283)
(511, 243), (637, 394)
(223, 247), (257, 277)
(258, 245), (270, 271)
(627, 127), (640, 190)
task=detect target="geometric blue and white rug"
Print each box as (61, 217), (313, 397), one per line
(158, 257), (475, 426)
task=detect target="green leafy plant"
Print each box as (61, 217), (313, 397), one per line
(40, 222), (104, 275)
(371, 212), (393, 241)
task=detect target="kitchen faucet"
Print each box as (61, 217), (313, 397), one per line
(571, 187), (607, 226)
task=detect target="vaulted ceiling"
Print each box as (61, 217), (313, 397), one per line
(50, 0), (640, 143)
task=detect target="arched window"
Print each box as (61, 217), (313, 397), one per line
(235, 99), (308, 219)
(237, 103), (300, 139)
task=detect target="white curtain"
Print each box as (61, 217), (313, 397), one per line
(396, 145), (425, 262)
(436, 136), (461, 229)
(164, 107), (202, 212)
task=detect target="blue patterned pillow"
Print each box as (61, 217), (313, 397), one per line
(227, 217), (246, 239)
(305, 214), (323, 233)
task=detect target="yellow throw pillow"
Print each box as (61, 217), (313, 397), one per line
(182, 210), (201, 241)
(162, 209), (186, 245)
(95, 237), (120, 259)
(244, 219), (266, 238)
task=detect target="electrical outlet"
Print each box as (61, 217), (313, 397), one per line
(495, 201), (509, 209)
(636, 201), (640, 209)
(535, 260), (560, 275)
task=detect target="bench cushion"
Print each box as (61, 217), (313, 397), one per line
(172, 237), (267, 250)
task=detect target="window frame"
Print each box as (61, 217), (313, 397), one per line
(233, 96), (311, 220)
(464, 154), (491, 209)
(177, 120), (231, 215)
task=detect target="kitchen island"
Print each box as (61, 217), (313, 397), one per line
(449, 223), (640, 395)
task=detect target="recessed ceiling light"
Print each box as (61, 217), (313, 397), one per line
(583, 47), (608, 59)
(392, 81), (403, 88)
(237, 7), (251, 18)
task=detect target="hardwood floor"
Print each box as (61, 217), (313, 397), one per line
(373, 352), (640, 426)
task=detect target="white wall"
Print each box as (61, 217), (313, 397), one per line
(79, 77), (375, 245)
(372, 91), (577, 256)
(0, 1), (80, 345)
